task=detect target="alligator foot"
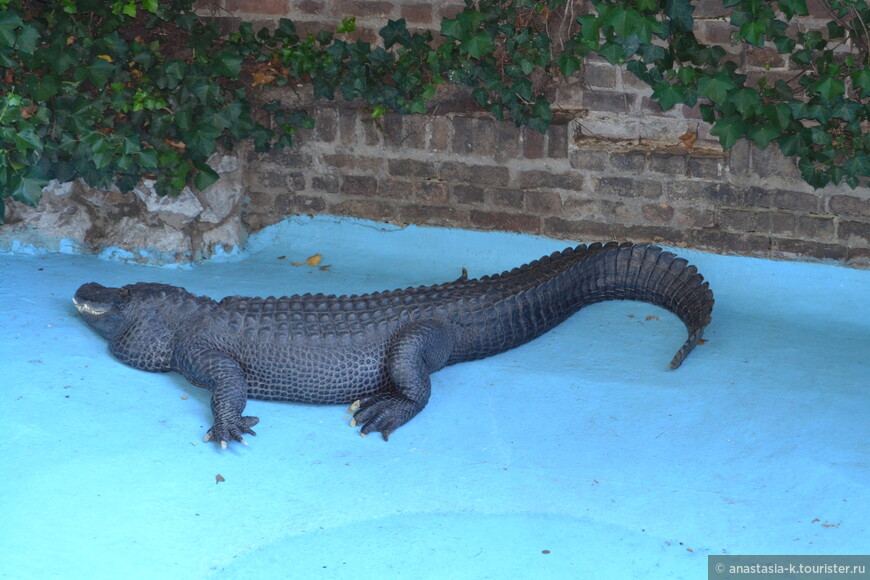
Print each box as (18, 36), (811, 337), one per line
(350, 393), (421, 441)
(204, 416), (259, 449)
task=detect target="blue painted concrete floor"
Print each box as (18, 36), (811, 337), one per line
(2, 216), (868, 579)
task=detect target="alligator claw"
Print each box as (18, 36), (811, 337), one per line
(204, 415), (259, 448)
(352, 393), (419, 441)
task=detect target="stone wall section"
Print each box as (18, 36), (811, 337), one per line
(242, 107), (869, 266)
(225, 0), (870, 267)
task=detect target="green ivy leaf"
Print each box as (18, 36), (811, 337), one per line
(698, 73), (736, 104)
(380, 19), (410, 48)
(556, 54), (581, 77)
(852, 68), (870, 97)
(0, 12), (23, 48)
(15, 23), (40, 54)
(749, 124), (780, 148)
(777, 132), (808, 156)
(710, 117), (745, 149)
(664, 0), (695, 32)
(215, 51), (243, 78)
(730, 87), (760, 114)
(10, 167), (49, 206)
(844, 153), (870, 178)
(651, 81), (685, 110)
(777, 0), (808, 18)
(462, 32), (492, 58)
(193, 163), (219, 191)
(813, 76), (845, 101)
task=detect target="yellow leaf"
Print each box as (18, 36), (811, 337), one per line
(292, 253), (322, 266)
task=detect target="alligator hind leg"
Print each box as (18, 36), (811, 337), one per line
(352, 320), (456, 440)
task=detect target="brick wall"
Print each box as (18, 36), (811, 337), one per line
(215, 0), (870, 266)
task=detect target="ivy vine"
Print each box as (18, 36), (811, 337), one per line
(0, 0), (867, 223)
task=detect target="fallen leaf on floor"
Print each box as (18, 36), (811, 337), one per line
(645, 315), (659, 321)
(292, 253), (322, 266)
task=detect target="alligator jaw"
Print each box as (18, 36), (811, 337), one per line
(72, 297), (108, 318)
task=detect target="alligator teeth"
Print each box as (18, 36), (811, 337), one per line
(72, 297), (108, 317)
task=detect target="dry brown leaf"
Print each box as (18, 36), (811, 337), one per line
(678, 130), (697, 150)
(20, 104), (38, 119)
(163, 138), (186, 152)
(292, 253), (322, 266)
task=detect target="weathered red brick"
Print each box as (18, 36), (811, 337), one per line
(470, 210), (541, 234)
(642, 203), (675, 224)
(225, 0), (288, 14)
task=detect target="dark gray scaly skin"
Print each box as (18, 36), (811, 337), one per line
(73, 242), (714, 447)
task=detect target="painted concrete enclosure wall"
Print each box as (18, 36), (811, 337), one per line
(2, 0), (869, 266)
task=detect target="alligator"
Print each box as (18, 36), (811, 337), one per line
(73, 242), (714, 448)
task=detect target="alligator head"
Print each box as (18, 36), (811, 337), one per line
(73, 282), (132, 341)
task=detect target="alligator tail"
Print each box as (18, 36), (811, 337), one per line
(577, 243), (714, 369)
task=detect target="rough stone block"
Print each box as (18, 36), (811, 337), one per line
(771, 189), (820, 212)
(547, 123), (568, 159)
(717, 207), (756, 231)
(642, 203), (675, 223)
(331, 0), (394, 18)
(522, 127), (545, 159)
(609, 151), (646, 173)
(569, 150), (609, 171)
(388, 159), (437, 179)
(311, 175), (340, 193)
(595, 176), (661, 199)
(340, 175), (379, 196)
(470, 210), (541, 234)
(756, 210), (796, 234)
(582, 90), (636, 114)
(451, 184), (485, 205)
(414, 181), (449, 203)
(438, 162), (510, 187)
(838, 220), (870, 245)
(772, 238), (849, 261)
(526, 191), (563, 214)
(400, 3), (434, 23)
(543, 216), (627, 240)
(519, 170), (584, 191)
(649, 153), (687, 175)
(830, 194), (870, 217)
(490, 189), (525, 209)
(330, 199), (397, 220)
(669, 181), (742, 206)
(274, 193), (327, 215)
(797, 214), (835, 240)
(687, 156), (723, 179)
(401, 204), (462, 225)
(677, 207), (716, 228)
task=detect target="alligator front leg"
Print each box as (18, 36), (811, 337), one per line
(176, 347), (259, 448)
(352, 321), (456, 440)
